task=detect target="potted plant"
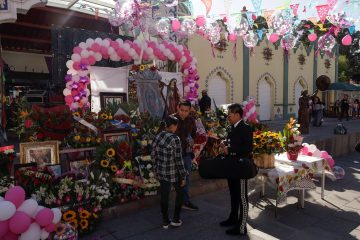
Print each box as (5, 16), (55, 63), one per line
(279, 118), (303, 161)
(253, 130), (284, 168)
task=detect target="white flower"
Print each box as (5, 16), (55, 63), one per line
(141, 140), (148, 146)
(149, 172), (154, 178)
(146, 164), (152, 169)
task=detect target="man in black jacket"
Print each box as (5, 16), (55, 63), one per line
(219, 103), (253, 236)
(199, 90), (211, 114)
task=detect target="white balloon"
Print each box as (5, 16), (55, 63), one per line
(88, 50), (94, 56)
(19, 223), (41, 240)
(95, 38), (103, 45)
(146, 48), (154, 55)
(116, 38), (124, 45)
(0, 201), (16, 221)
(40, 229), (49, 240)
(18, 199), (39, 217)
(184, 86), (190, 93)
(184, 69), (189, 75)
(102, 39), (110, 47)
(123, 43), (130, 51)
(85, 89), (90, 95)
(129, 49), (136, 56)
(71, 102), (79, 109)
(71, 54), (81, 62)
(110, 54), (118, 61)
(66, 60), (74, 69)
(313, 149), (322, 157)
(65, 82), (73, 89)
(51, 208), (62, 224)
(72, 75), (80, 82)
(308, 144), (317, 153)
(86, 38), (94, 47)
(67, 69), (78, 75)
(79, 42), (87, 49)
(80, 50), (89, 58)
(108, 47), (115, 55)
(94, 53), (102, 61)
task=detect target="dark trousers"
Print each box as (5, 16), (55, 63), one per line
(339, 108), (349, 121)
(160, 180), (183, 222)
(227, 178), (248, 233)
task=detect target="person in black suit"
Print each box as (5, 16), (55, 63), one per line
(219, 103), (253, 236)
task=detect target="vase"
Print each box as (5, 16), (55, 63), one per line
(287, 150), (299, 161)
(253, 153), (275, 168)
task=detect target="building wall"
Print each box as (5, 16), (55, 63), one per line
(2, 51), (50, 73)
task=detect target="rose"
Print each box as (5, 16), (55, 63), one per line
(24, 119), (33, 128)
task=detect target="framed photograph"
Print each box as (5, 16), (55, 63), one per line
(102, 129), (130, 144)
(100, 92), (127, 109)
(20, 141), (60, 167)
(69, 159), (89, 180)
(47, 164), (62, 178)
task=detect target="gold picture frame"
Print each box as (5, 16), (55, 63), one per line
(20, 141), (60, 166)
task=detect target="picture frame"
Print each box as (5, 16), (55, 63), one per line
(20, 141), (60, 166)
(69, 159), (90, 180)
(101, 129), (130, 144)
(47, 164), (62, 178)
(100, 92), (127, 109)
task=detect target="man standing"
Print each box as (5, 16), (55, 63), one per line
(172, 101), (199, 211)
(199, 90), (211, 114)
(339, 94), (349, 121)
(219, 103), (253, 236)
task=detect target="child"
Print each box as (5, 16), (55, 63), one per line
(151, 116), (187, 229)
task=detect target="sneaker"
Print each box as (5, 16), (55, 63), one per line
(170, 219), (182, 227)
(182, 202), (199, 211)
(162, 220), (171, 229)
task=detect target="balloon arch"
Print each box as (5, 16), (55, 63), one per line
(63, 38), (200, 110)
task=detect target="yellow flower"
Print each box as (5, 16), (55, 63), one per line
(96, 137), (102, 143)
(74, 135), (81, 141)
(93, 213), (98, 219)
(86, 137), (91, 142)
(100, 160), (109, 168)
(111, 165), (118, 172)
(73, 112), (81, 118)
(108, 115), (113, 120)
(80, 219), (89, 230)
(79, 210), (91, 219)
(63, 210), (76, 221)
(100, 113), (108, 120)
(139, 65), (146, 71)
(106, 148), (116, 157)
(68, 219), (78, 229)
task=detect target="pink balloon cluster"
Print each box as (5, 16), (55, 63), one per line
(0, 186), (61, 240)
(242, 97), (258, 123)
(64, 38), (199, 110)
(300, 143), (335, 169)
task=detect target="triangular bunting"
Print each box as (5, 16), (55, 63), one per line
(290, 4), (300, 16)
(316, 5), (330, 24)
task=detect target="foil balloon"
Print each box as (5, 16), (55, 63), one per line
(181, 19), (197, 35)
(207, 21), (221, 44)
(318, 34), (336, 53)
(243, 32), (259, 48)
(227, 16), (249, 37)
(271, 12), (293, 36)
(156, 18), (170, 36)
(281, 34), (298, 51)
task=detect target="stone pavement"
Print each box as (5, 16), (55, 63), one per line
(83, 151), (360, 240)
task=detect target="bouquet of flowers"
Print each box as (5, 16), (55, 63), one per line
(253, 130), (284, 155)
(0, 145), (16, 177)
(279, 118), (303, 160)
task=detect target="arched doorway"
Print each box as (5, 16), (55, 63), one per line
(258, 77), (272, 120)
(294, 78), (307, 118)
(208, 73), (227, 110)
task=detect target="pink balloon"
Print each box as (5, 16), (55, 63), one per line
(88, 56), (96, 65)
(0, 220), (9, 238)
(73, 62), (80, 71)
(320, 151), (329, 159)
(45, 223), (55, 233)
(326, 157), (335, 169)
(229, 33), (237, 42)
(3, 231), (18, 240)
(80, 58), (90, 66)
(172, 19), (181, 32)
(9, 211), (31, 234)
(269, 33), (279, 43)
(5, 186), (25, 208)
(308, 33), (317, 42)
(91, 43), (100, 52)
(195, 16), (206, 26)
(301, 146), (309, 155)
(35, 209), (54, 227)
(342, 34), (352, 46)
(64, 95), (74, 104)
(73, 47), (82, 54)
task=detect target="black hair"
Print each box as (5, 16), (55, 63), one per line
(227, 103), (243, 117)
(158, 115), (179, 133)
(178, 100), (191, 108)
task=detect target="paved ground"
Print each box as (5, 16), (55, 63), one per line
(83, 151), (360, 240)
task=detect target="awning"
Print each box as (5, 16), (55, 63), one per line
(328, 82), (360, 91)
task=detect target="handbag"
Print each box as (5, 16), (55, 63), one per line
(199, 155), (258, 180)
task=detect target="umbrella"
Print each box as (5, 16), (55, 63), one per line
(328, 82), (360, 91)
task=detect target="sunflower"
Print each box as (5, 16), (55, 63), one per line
(260, 139), (266, 144)
(63, 210), (76, 221)
(55, 223), (66, 235)
(86, 137), (91, 142)
(106, 148), (116, 157)
(79, 210), (91, 219)
(111, 165), (118, 172)
(73, 112), (81, 118)
(68, 219), (78, 229)
(96, 137), (102, 143)
(73, 135), (81, 141)
(100, 160), (110, 168)
(100, 113), (108, 120)
(139, 65), (146, 71)
(80, 219), (89, 230)
(108, 115), (113, 120)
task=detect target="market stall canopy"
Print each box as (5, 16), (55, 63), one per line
(328, 82), (360, 91)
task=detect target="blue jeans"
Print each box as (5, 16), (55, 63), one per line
(183, 153), (192, 203)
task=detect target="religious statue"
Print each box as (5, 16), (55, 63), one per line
(298, 89), (317, 134)
(160, 78), (180, 116)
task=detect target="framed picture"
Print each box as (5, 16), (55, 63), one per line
(47, 164), (62, 178)
(102, 129), (130, 144)
(69, 159), (89, 180)
(20, 141), (60, 167)
(100, 92), (127, 109)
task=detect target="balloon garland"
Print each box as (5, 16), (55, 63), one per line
(64, 38), (200, 110)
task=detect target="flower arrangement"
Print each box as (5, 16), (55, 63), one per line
(0, 145), (16, 177)
(15, 166), (54, 196)
(253, 130), (284, 155)
(61, 205), (100, 235)
(279, 118), (303, 153)
(0, 176), (13, 196)
(201, 110), (228, 139)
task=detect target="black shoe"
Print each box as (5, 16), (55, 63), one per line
(219, 218), (238, 227)
(182, 202), (199, 211)
(225, 226), (247, 236)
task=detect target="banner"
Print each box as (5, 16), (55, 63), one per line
(246, 12), (255, 28)
(316, 4), (330, 24)
(263, 9), (275, 28)
(290, 4), (299, 16)
(251, 0), (262, 13)
(327, 0), (337, 9)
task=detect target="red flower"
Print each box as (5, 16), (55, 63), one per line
(36, 133), (44, 139)
(294, 168), (299, 173)
(279, 185), (284, 192)
(24, 119), (33, 128)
